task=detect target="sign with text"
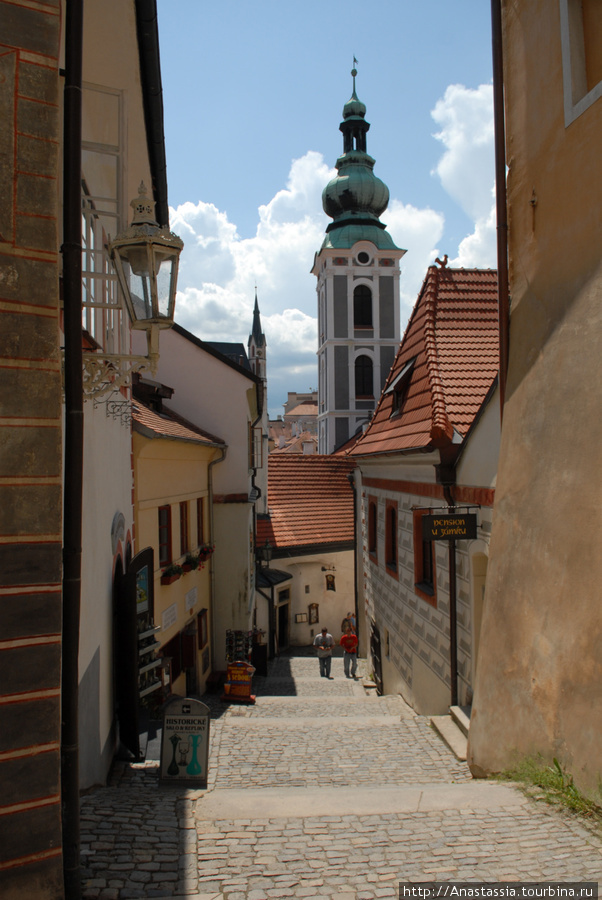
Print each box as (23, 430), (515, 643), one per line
(422, 513), (478, 541)
(160, 697), (210, 786)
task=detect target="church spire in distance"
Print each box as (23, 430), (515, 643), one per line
(248, 287), (266, 381)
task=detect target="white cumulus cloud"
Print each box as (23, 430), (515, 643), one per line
(171, 85), (497, 418)
(431, 83), (496, 268)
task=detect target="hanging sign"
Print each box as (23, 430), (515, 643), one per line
(160, 697), (210, 786)
(422, 513), (477, 541)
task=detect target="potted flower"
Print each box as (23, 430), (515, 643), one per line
(160, 563), (184, 585)
(197, 543), (215, 564)
(182, 553), (199, 573)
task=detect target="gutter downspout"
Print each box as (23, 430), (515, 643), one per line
(61, 1), (84, 897)
(135, 0), (169, 226)
(208, 448), (226, 676)
(491, 0), (510, 420)
(347, 470), (360, 652)
(443, 483), (458, 708)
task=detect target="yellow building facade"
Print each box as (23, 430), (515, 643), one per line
(132, 395), (225, 704)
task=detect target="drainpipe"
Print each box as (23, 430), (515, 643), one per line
(491, 0), (510, 419)
(61, 1), (84, 897)
(208, 449), (226, 674)
(347, 470), (359, 651)
(443, 483), (458, 708)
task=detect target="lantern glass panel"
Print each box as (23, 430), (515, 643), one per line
(129, 269), (154, 320)
(156, 254), (175, 317)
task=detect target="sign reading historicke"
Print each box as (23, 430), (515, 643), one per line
(160, 697), (210, 786)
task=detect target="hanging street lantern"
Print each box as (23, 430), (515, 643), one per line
(109, 182), (183, 332)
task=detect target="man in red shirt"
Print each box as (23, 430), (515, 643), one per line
(340, 626), (359, 679)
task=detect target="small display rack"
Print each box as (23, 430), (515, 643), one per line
(225, 629), (253, 662)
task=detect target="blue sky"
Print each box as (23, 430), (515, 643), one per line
(157, 1), (496, 417)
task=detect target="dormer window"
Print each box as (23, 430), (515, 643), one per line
(385, 358), (415, 418)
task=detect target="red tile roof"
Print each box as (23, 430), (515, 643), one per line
(132, 401), (225, 447)
(350, 266), (499, 457)
(256, 455), (356, 551)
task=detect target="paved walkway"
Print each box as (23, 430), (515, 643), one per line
(81, 651), (602, 899)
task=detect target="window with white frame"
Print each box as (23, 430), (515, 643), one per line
(560, 0), (602, 125)
(80, 83), (127, 356)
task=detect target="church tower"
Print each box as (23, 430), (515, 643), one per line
(248, 290), (268, 514)
(312, 67), (406, 453)
(248, 288), (267, 381)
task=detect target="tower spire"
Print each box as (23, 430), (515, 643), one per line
(320, 66), (398, 249)
(248, 287), (266, 381)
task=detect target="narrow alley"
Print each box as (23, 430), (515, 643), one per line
(81, 652), (602, 899)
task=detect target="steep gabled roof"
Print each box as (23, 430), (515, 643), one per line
(132, 400), (225, 447)
(350, 266), (499, 457)
(256, 455), (356, 552)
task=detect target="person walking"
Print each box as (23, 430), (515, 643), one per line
(313, 627), (335, 678)
(340, 626), (358, 679)
(341, 610), (356, 633)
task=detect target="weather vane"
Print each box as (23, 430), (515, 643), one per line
(352, 56), (358, 91)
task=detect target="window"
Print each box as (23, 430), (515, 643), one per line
(386, 358), (415, 418)
(385, 500), (398, 577)
(413, 509), (437, 606)
(198, 608), (208, 649)
(560, 0), (602, 124)
(180, 501), (189, 556)
(80, 85), (126, 357)
(196, 497), (205, 546)
(355, 355), (373, 399)
(368, 496), (378, 561)
(353, 284), (372, 328)
(249, 424), (263, 468)
(158, 506), (172, 567)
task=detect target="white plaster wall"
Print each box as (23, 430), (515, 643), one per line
(254, 549), (355, 650)
(79, 401), (133, 787)
(133, 327), (256, 496)
(456, 386), (500, 489)
(212, 503), (254, 669)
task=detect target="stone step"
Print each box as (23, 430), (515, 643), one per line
(430, 714), (468, 761)
(450, 704), (471, 737)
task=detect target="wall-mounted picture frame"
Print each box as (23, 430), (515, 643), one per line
(308, 603), (319, 624)
(295, 613), (308, 624)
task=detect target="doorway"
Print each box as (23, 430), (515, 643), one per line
(277, 589), (290, 651)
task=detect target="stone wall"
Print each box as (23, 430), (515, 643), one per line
(361, 485), (492, 715)
(0, 2), (64, 896)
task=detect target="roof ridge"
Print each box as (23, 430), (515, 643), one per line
(423, 268), (454, 446)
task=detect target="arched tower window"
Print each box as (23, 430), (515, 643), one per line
(355, 355), (373, 398)
(353, 284), (372, 328)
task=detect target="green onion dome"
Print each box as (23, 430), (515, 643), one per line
(321, 67), (397, 249)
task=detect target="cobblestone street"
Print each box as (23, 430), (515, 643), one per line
(80, 652), (602, 899)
